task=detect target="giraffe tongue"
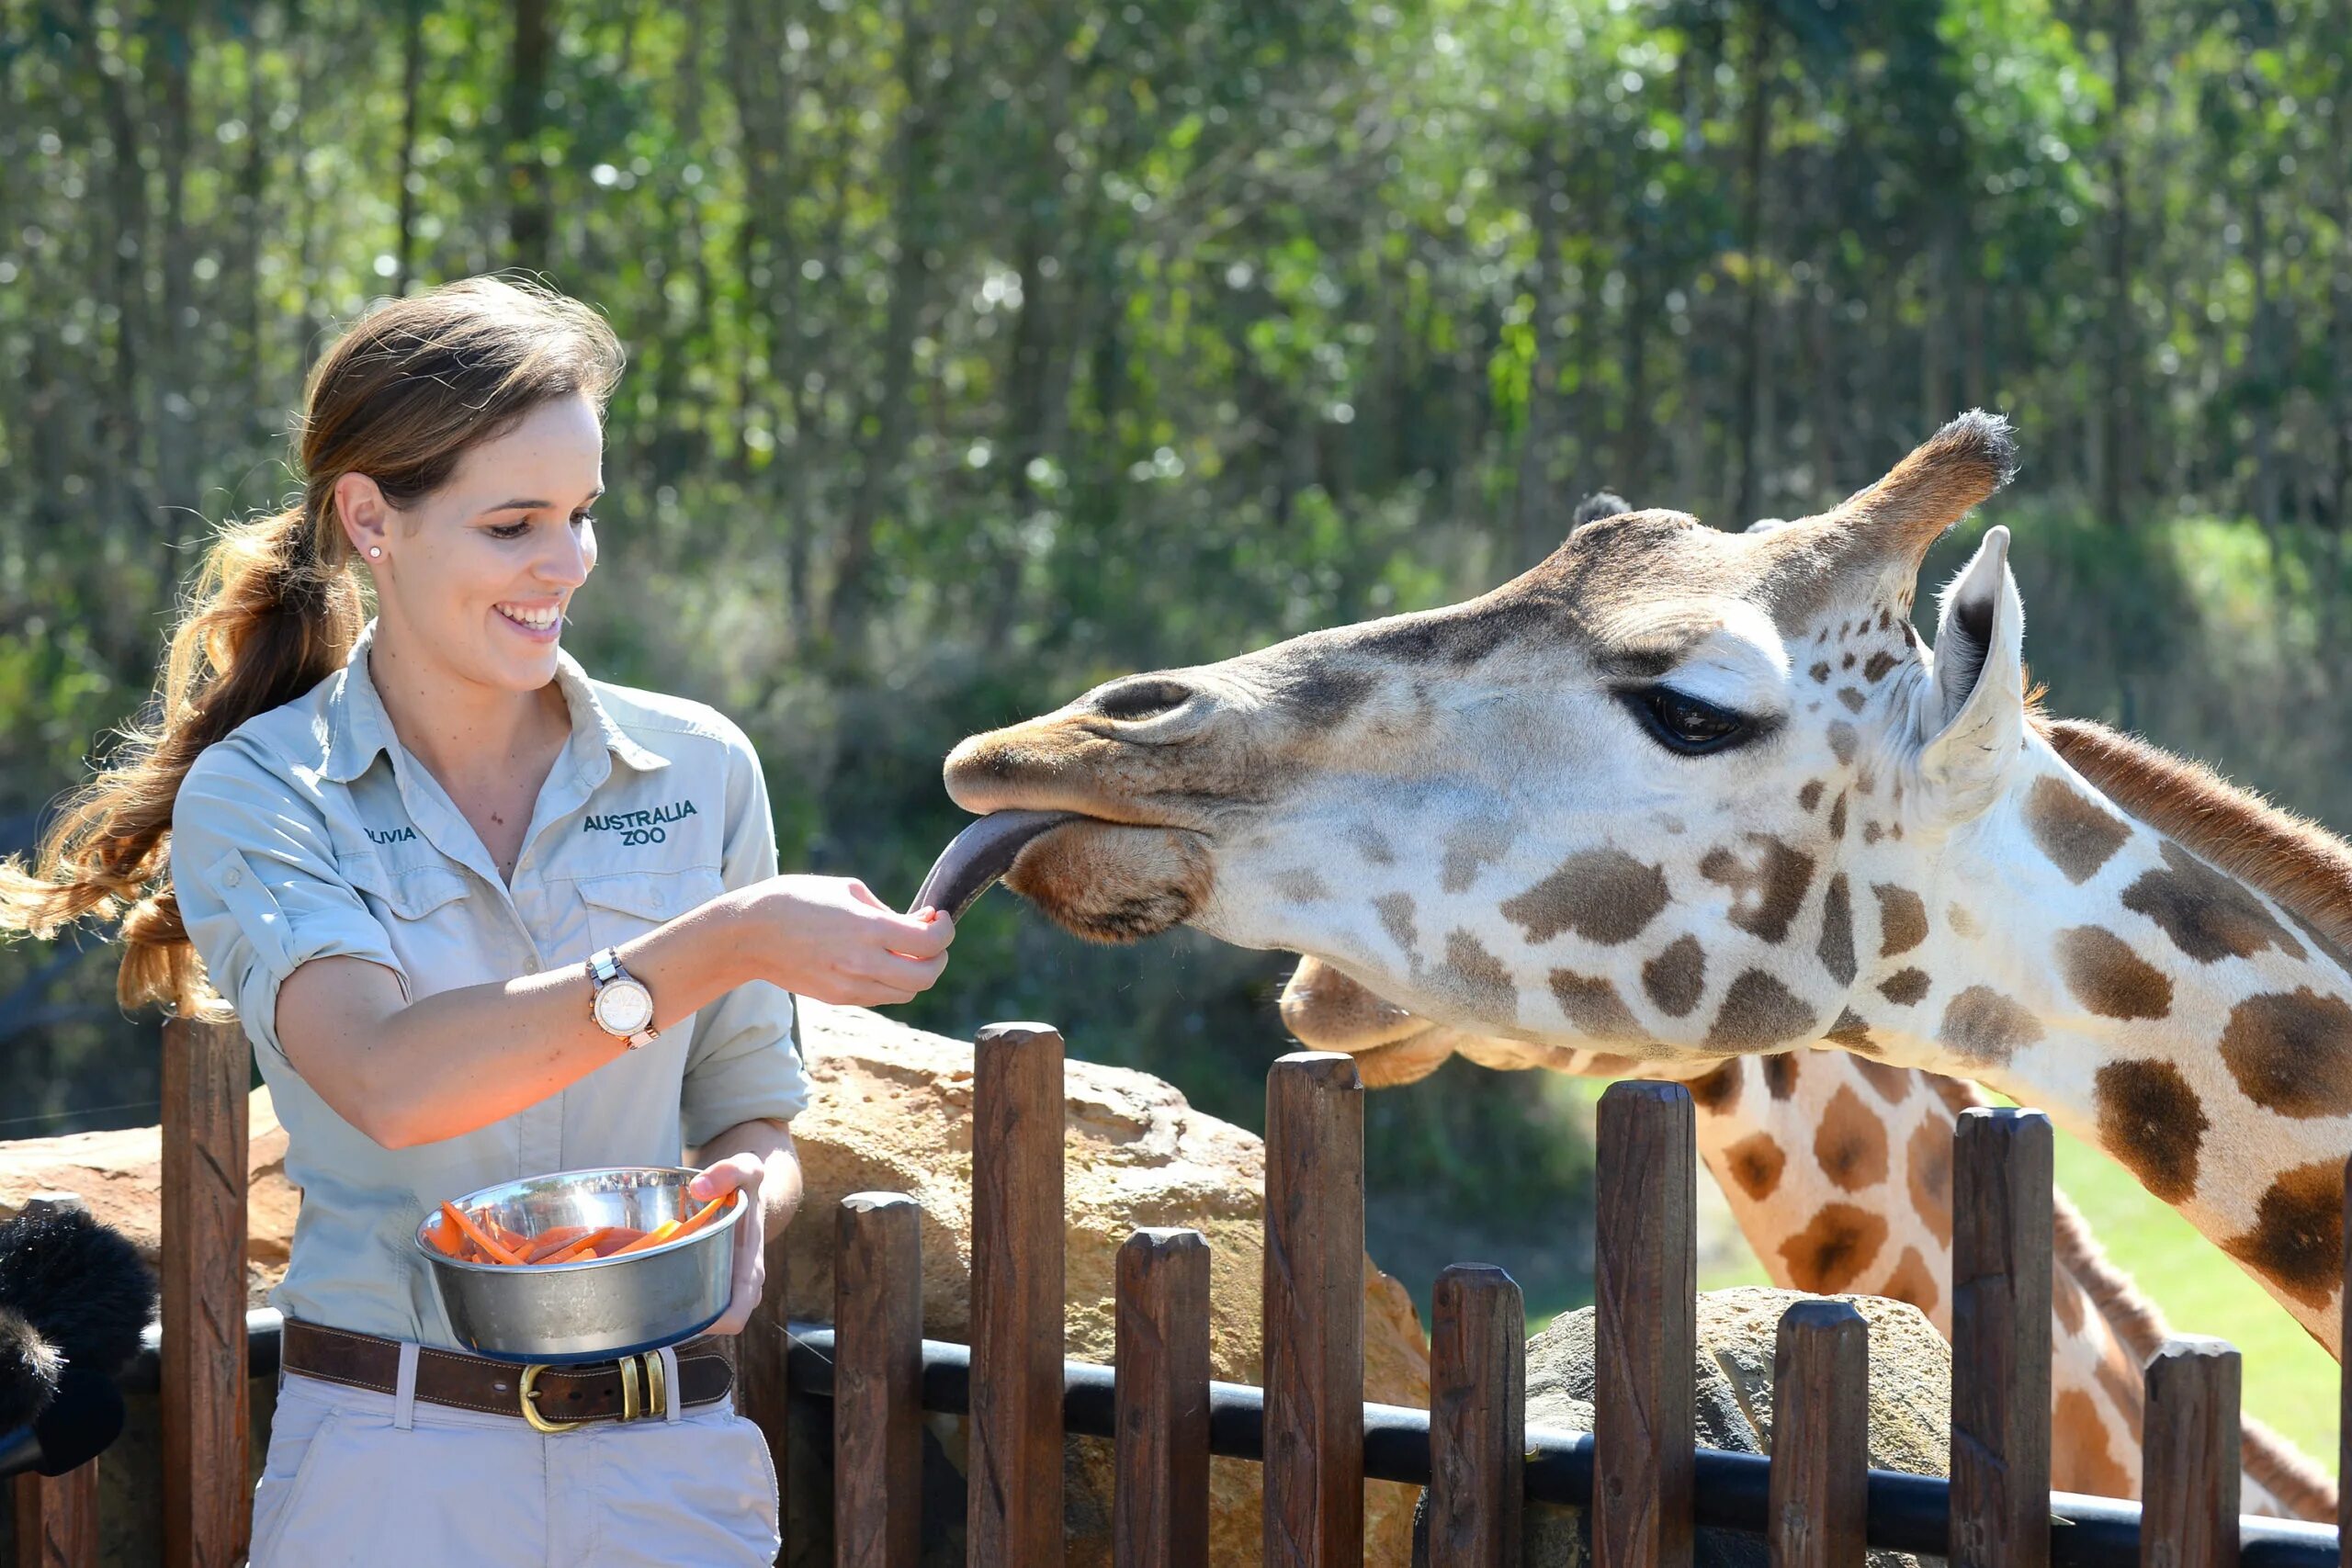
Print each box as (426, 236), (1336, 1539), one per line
(909, 810), (1080, 921)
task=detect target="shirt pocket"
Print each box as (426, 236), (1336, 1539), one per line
(340, 858), (474, 1001)
(574, 865), (728, 952)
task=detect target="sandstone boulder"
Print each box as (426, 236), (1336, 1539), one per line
(1415, 1287), (1951, 1568)
(785, 1001), (1431, 1568)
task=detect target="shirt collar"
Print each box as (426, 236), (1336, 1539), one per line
(321, 621), (673, 784)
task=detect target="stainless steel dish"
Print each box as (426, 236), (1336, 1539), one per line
(414, 1166), (744, 1364)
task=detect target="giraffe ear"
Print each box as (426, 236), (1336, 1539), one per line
(1915, 525), (2025, 816)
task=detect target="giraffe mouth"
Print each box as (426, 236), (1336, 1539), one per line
(911, 810), (1213, 941)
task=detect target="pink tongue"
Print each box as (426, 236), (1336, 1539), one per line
(909, 811), (1076, 920)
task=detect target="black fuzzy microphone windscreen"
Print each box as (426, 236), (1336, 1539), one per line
(0, 1205), (158, 1432)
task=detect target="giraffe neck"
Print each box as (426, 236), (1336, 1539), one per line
(1845, 728), (2352, 1347)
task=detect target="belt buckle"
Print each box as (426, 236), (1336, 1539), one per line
(517, 1352), (665, 1433)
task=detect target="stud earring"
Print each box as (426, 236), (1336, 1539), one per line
(368, 546), (382, 558)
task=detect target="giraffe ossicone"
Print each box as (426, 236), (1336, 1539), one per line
(943, 411), (2352, 1351)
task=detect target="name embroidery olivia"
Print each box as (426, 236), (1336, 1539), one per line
(366, 827), (417, 844)
(583, 800), (698, 845)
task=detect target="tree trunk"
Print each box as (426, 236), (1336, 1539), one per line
(1731, 5), (1773, 525)
(394, 0), (426, 294)
(2098, 0), (2136, 528)
(506, 0), (551, 270)
(1514, 141), (1566, 570)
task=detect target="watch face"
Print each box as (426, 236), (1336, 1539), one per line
(594, 977), (655, 1036)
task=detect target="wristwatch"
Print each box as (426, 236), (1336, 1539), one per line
(586, 947), (658, 1050)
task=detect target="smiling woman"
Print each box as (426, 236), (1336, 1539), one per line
(0, 276), (956, 1567)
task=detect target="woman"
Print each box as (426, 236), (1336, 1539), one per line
(0, 276), (955, 1563)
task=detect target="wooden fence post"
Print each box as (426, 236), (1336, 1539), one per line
(738, 1226), (792, 1562)
(1114, 1227), (1211, 1568)
(1950, 1107), (2052, 1568)
(1428, 1262), (1524, 1568)
(969, 1022), (1066, 1568)
(1262, 1051), (1365, 1568)
(2141, 1338), (2239, 1568)
(1769, 1301), (1869, 1568)
(13, 1465), (99, 1568)
(1594, 1080), (1695, 1568)
(161, 1016), (248, 1568)
(835, 1192), (923, 1568)
(2339, 1152), (2352, 1551)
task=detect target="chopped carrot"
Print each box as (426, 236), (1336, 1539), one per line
(539, 1227), (615, 1265)
(607, 1219), (683, 1258)
(522, 1225), (594, 1262)
(665, 1194), (733, 1244)
(440, 1201), (524, 1266)
(425, 1216), (466, 1258)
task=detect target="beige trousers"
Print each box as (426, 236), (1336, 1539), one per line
(250, 1354), (781, 1567)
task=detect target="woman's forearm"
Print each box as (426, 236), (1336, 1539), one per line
(307, 895), (765, 1148)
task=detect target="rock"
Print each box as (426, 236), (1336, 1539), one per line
(785, 1001), (1431, 1568)
(1415, 1287), (1951, 1568)
(0, 1087), (294, 1307)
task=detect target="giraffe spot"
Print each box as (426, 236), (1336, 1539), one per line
(1699, 836), (1815, 943)
(1642, 935), (1707, 1018)
(1947, 904), (1984, 939)
(1828, 722), (1859, 765)
(2025, 776), (2132, 885)
(1706, 971), (1821, 1052)
(2123, 840), (2308, 964)
(1349, 825), (1397, 865)
(1810, 661), (1832, 683)
(2053, 1272), (2086, 1337)
(1827, 792), (1848, 840)
(1723, 1133), (1786, 1201)
(2287, 909), (2352, 982)
(1441, 930), (1518, 1016)
(1837, 687), (1867, 714)
(1907, 1119), (1954, 1248)
(1937, 986), (2044, 1066)
(1688, 1060), (1744, 1114)
(1778, 1203), (1889, 1293)
(1816, 874), (1856, 986)
(1841, 651), (1856, 670)
(1374, 892), (1419, 956)
(1878, 967), (1931, 1007)
(1862, 822), (1883, 844)
(2053, 1390), (2136, 1501)
(1877, 608), (1893, 631)
(1763, 1053), (1800, 1100)
(2056, 927), (2173, 1020)
(2094, 1060), (2207, 1202)
(1500, 849), (1670, 946)
(1849, 1056), (1913, 1103)
(1273, 869), (1331, 903)
(1815, 1085), (1890, 1192)
(1880, 1247), (1938, 1319)
(1863, 650), (1899, 682)
(1546, 970), (1643, 1041)
(1873, 884), (1929, 956)
(1440, 818), (1513, 895)
(1798, 779), (1825, 813)
(2220, 1159), (2346, 1312)
(2218, 988), (2352, 1118)
(1823, 1007), (1878, 1052)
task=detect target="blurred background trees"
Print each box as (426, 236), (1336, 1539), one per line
(6, 0), (2352, 1326)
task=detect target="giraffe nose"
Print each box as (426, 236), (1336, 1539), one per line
(1089, 675), (1197, 724)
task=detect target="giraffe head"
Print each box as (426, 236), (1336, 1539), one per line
(944, 412), (2025, 1061)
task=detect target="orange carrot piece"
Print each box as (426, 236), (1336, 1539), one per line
(441, 1201), (523, 1266)
(522, 1225), (594, 1262)
(607, 1219), (684, 1258)
(665, 1194), (732, 1244)
(425, 1215), (467, 1258)
(539, 1226), (621, 1265)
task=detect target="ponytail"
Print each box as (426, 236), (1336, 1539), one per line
(0, 274), (623, 1016)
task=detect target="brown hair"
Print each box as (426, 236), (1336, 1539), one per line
(0, 276), (624, 1015)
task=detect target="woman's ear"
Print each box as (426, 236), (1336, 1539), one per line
(1912, 525), (2026, 821)
(334, 472), (393, 563)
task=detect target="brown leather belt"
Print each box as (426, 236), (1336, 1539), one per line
(281, 1318), (735, 1431)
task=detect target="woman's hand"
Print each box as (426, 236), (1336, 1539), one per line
(687, 1139), (801, 1337)
(731, 874), (955, 1006)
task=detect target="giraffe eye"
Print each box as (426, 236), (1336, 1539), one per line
(1624, 687), (1753, 754)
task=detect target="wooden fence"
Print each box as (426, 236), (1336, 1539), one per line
(10, 1016), (2352, 1568)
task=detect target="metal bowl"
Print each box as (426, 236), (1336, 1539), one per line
(414, 1166), (745, 1364)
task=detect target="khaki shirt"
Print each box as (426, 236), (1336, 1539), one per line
(169, 621), (807, 1348)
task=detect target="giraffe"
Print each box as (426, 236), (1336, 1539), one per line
(934, 411), (2352, 1359)
(1278, 954), (2337, 1518)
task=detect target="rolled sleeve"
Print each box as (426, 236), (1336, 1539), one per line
(680, 724), (808, 1147)
(171, 745), (408, 1067)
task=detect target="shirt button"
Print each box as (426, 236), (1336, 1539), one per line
(222, 866), (243, 888)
